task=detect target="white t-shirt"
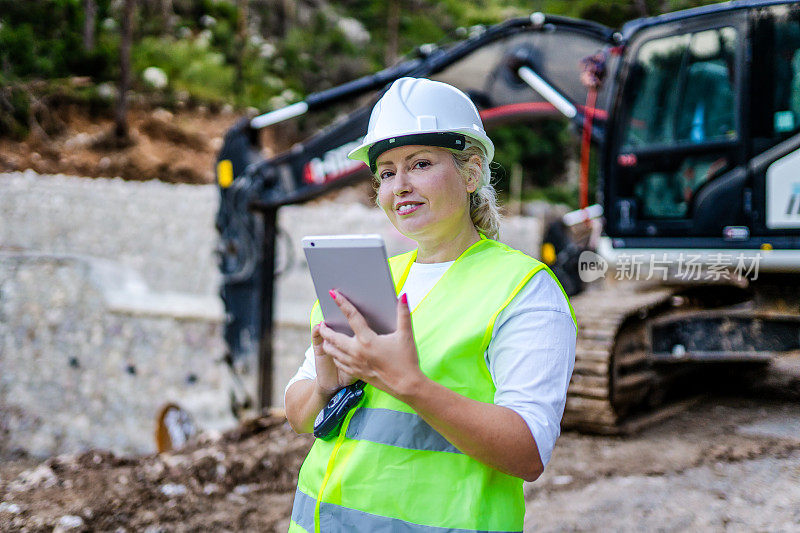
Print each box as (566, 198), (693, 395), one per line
(285, 261), (577, 467)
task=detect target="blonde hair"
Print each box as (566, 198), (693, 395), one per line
(449, 144), (501, 240)
(372, 143), (502, 240)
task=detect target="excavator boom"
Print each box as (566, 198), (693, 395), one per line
(216, 2), (800, 431)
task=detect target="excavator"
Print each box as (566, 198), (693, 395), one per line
(215, 0), (800, 433)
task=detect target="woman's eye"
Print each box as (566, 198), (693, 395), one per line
(413, 160), (431, 170)
(379, 170), (394, 180)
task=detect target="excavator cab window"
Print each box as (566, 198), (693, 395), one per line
(749, 4), (800, 236)
(609, 19), (744, 235)
(622, 29), (737, 151)
(751, 5), (800, 151)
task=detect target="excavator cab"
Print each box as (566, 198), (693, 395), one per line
(604, 3), (800, 254)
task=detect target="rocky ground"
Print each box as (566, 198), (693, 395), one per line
(0, 416), (312, 532)
(1, 367), (799, 532)
(527, 363), (800, 532)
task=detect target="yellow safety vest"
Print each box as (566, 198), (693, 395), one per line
(289, 237), (574, 532)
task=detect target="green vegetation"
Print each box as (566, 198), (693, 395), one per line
(491, 120), (575, 199)
(0, 0), (115, 81)
(0, 0), (725, 199)
(133, 36), (235, 105)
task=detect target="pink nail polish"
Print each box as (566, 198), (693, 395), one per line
(329, 289), (336, 300)
(400, 293), (408, 305)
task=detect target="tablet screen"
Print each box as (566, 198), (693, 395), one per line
(303, 235), (398, 335)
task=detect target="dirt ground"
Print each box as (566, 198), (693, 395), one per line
(0, 103), (252, 185)
(0, 416), (312, 532)
(1, 358), (799, 532)
(526, 357), (800, 531)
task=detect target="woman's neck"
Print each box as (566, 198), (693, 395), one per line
(415, 224), (481, 264)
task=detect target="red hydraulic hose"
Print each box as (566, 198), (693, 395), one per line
(579, 88), (597, 211)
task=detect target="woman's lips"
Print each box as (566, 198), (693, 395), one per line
(396, 202), (423, 216)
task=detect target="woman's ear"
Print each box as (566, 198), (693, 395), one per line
(465, 155), (482, 193)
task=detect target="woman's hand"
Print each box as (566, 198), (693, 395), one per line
(283, 321), (359, 434)
(319, 291), (425, 398)
(311, 321), (356, 394)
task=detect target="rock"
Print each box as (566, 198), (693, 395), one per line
(337, 17), (370, 45)
(63, 133), (92, 150)
(0, 502), (22, 514)
(97, 82), (116, 100)
(233, 484), (252, 495)
(551, 475), (574, 486)
(54, 515), (84, 531)
(161, 455), (188, 469)
(196, 29), (213, 48)
(143, 67), (168, 90)
(159, 483), (187, 497)
(225, 492), (247, 505)
(152, 108), (174, 122)
(9, 465), (58, 492)
(259, 42), (276, 59)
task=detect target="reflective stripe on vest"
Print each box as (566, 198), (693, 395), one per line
(293, 238), (575, 532)
(346, 407), (461, 453)
(290, 488), (522, 533)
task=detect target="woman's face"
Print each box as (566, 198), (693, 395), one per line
(375, 145), (477, 243)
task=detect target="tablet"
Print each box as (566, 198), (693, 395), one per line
(302, 234), (398, 336)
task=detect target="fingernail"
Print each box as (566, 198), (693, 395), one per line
(329, 289), (336, 300)
(400, 293), (408, 305)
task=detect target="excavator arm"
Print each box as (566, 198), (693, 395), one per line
(214, 13), (618, 411)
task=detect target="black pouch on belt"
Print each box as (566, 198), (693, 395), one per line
(313, 380), (366, 440)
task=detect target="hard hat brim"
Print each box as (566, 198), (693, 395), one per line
(347, 128), (495, 167)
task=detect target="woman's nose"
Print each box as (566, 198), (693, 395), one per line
(393, 169), (411, 195)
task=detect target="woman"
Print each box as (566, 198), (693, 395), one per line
(285, 77), (576, 532)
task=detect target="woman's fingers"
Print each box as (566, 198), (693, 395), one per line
(334, 360), (359, 379)
(396, 293), (413, 336)
(313, 322), (345, 394)
(329, 290), (371, 336)
(323, 339), (352, 363)
(327, 343), (363, 380)
(319, 321), (353, 352)
(311, 322), (325, 355)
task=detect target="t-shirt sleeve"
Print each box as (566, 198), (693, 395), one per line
(284, 345), (318, 404)
(486, 269), (577, 468)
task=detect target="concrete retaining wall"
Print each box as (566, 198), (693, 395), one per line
(0, 252), (233, 458)
(0, 171), (544, 457)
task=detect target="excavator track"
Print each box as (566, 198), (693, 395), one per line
(562, 281), (678, 434)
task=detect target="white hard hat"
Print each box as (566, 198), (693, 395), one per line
(347, 77), (494, 171)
